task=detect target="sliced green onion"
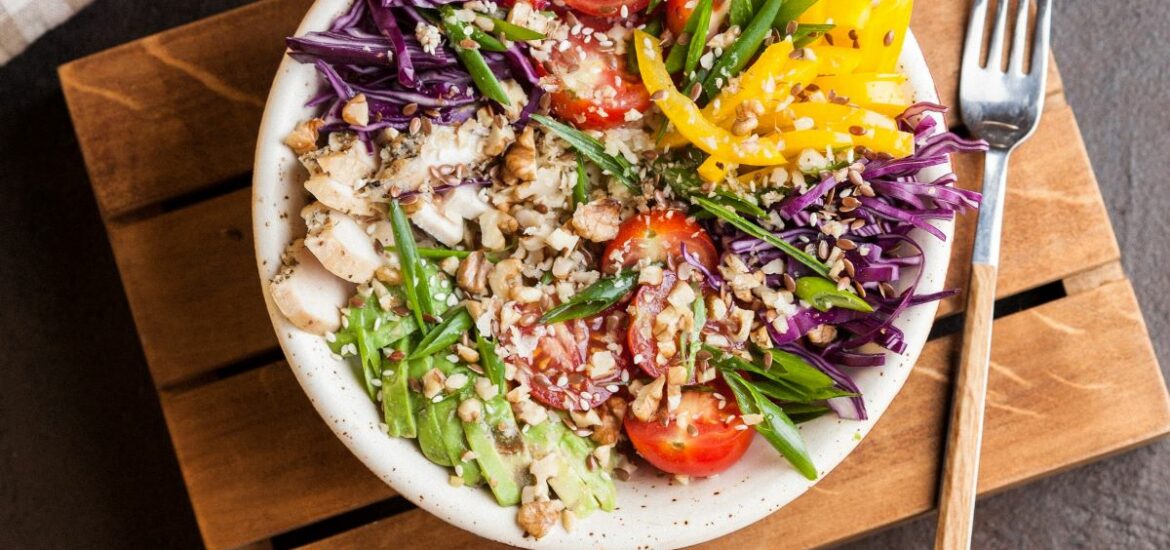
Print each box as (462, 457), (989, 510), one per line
(532, 114), (639, 191)
(691, 195), (830, 277)
(489, 17), (545, 41)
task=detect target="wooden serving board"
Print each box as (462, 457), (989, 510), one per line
(58, 0), (1169, 548)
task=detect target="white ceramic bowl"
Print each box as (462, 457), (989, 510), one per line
(253, 3), (952, 547)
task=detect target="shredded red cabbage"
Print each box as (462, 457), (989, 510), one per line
(724, 105), (988, 420)
(286, 0), (536, 140)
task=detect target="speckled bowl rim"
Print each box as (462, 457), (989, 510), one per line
(253, 3), (951, 547)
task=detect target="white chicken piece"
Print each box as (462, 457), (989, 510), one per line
(302, 203), (383, 283)
(377, 118), (490, 193)
(270, 240), (353, 334)
(409, 201), (465, 247)
(406, 186), (489, 246)
(303, 135), (379, 217)
(305, 173), (378, 217)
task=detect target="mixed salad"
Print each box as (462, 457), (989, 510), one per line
(271, 0), (987, 538)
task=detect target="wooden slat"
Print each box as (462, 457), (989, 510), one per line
(161, 362), (396, 550)
(296, 278), (1170, 550)
(937, 92), (1120, 315)
(58, 0), (313, 218)
(106, 188), (276, 387)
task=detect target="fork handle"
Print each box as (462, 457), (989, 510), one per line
(935, 148), (1010, 550)
(935, 263), (997, 550)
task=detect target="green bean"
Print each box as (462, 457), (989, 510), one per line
(699, 0), (784, 98)
(722, 370), (817, 480)
(386, 245), (470, 260)
(489, 17), (545, 41)
(476, 334), (507, 396)
(684, 0), (714, 75)
(794, 276), (874, 312)
(439, 6), (511, 105)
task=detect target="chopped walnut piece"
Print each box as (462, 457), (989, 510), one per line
(456, 251), (490, 295)
(341, 93), (369, 126)
(503, 126), (536, 185)
(591, 397), (626, 445)
(570, 198), (622, 242)
(284, 118), (324, 155)
(517, 500), (564, 539)
(488, 259), (523, 297)
(630, 375), (666, 422)
(806, 324), (838, 346)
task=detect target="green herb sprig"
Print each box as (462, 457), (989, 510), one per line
(532, 114), (639, 192)
(691, 195), (830, 277)
(539, 270), (638, 324)
(409, 306), (473, 360)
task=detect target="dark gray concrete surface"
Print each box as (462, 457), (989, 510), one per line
(0, 1), (1165, 548)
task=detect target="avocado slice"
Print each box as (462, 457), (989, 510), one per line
(381, 338), (416, 438)
(560, 429), (618, 512)
(462, 395), (531, 506)
(522, 418), (599, 516)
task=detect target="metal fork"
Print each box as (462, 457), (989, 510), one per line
(935, 1), (1052, 548)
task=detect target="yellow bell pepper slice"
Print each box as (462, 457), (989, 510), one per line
(698, 156), (732, 182)
(840, 126), (915, 158)
(811, 73), (910, 116)
(857, 0), (914, 72)
(706, 40), (802, 124)
(788, 102), (899, 130)
(634, 30), (787, 166)
(780, 129), (853, 156)
(812, 46), (865, 75)
(826, 0), (872, 30)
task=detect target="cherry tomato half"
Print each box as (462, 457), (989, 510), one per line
(502, 310), (631, 410)
(601, 209), (718, 272)
(624, 385), (754, 477)
(627, 267), (676, 377)
(563, 0), (649, 19)
(537, 25), (650, 130)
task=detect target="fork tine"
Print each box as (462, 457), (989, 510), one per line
(984, 0), (1012, 71)
(1007, 0), (1031, 73)
(1030, 0), (1053, 77)
(962, 0), (989, 72)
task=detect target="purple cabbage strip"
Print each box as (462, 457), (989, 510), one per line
(366, 0), (415, 88)
(681, 243), (724, 290)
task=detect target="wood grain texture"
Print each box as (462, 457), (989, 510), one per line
(937, 93), (1120, 316)
(160, 363), (396, 550)
(292, 279), (1170, 550)
(58, 0), (313, 218)
(935, 263), (996, 550)
(105, 188), (277, 387)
